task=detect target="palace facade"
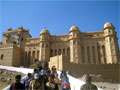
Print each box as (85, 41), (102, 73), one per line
(0, 22), (120, 67)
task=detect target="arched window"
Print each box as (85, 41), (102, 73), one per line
(1, 54), (4, 59)
(67, 47), (70, 56)
(102, 45), (106, 64)
(73, 41), (75, 45)
(82, 47), (85, 63)
(63, 49), (65, 55)
(28, 51), (31, 66)
(87, 47), (90, 63)
(46, 44), (48, 48)
(55, 49), (57, 56)
(92, 46), (95, 63)
(42, 43), (44, 48)
(37, 51), (39, 59)
(97, 46), (101, 63)
(58, 49), (61, 55)
(50, 49), (53, 57)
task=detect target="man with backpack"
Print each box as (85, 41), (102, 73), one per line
(62, 77), (70, 90)
(10, 74), (25, 90)
(60, 71), (67, 83)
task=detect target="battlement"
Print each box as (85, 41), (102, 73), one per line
(0, 43), (19, 48)
(0, 43), (14, 48)
(63, 63), (120, 70)
(63, 60), (120, 81)
(3, 29), (29, 35)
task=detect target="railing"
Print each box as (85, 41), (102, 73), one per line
(0, 65), (102, 90)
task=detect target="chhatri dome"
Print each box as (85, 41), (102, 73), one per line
(104, 22), (114, 29)
(8, 27), (12, 31)
(40, 28), (50, 34)
(69, 25), (80, 32)
(18, 25), (23, 29)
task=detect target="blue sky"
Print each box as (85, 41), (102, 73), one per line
(0, 0), (120, 48)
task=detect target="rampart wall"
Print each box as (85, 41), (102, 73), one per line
(49, 55), (120, 82)
(63, 61), (120, 81)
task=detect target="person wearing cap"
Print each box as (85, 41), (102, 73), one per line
(29, 73), (44, 90)
(80, 75), (98, 90)
(10, 74), (25, 90)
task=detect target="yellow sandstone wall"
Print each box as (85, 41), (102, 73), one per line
(12, 44), (21, 67)
(0, 44), (14, 66)
(0, 43), (21, 67)
(63, 60), (120, 81)
(49, 55), (120, 81)
(49, 55), (63, 71)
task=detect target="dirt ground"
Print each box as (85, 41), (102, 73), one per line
(93, 82), (120, 90)
(0, 69), (25, 90)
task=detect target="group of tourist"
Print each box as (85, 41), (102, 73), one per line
(9, 62), (70, 90)
(9, 62), (98, 90)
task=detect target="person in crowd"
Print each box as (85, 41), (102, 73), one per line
(38, 66), (43, 73)
(10, 74), (25, 90)
(60, 71), (67, 83)
(33, 68), (38, 74)
(24, 73), (33, 90)
(80, 75), (98, 90)
(29, 73), (44, 90)
(62, 76), (70, 90)
(51, 66), (59, 90)
(60, 71), (64, 79)
(40, 62), (51, 90)
(47, 74), (57, 90)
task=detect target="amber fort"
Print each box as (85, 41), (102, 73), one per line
(0, 22), (120, 81)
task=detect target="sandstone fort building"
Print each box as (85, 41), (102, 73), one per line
(0, 22), (120, 81)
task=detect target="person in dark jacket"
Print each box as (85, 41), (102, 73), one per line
(10, 74), (25, 90)
(80, 75), (98, 90)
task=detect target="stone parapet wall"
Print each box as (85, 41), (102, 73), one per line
(49, 55), (120, 81)
(0, 43), (14, 48)
(63, 61), (120, 81)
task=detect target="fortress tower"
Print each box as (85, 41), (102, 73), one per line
(69, 25), (82, 64)
(103, 22), (120, 64)
(39, 28), (50, 62)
